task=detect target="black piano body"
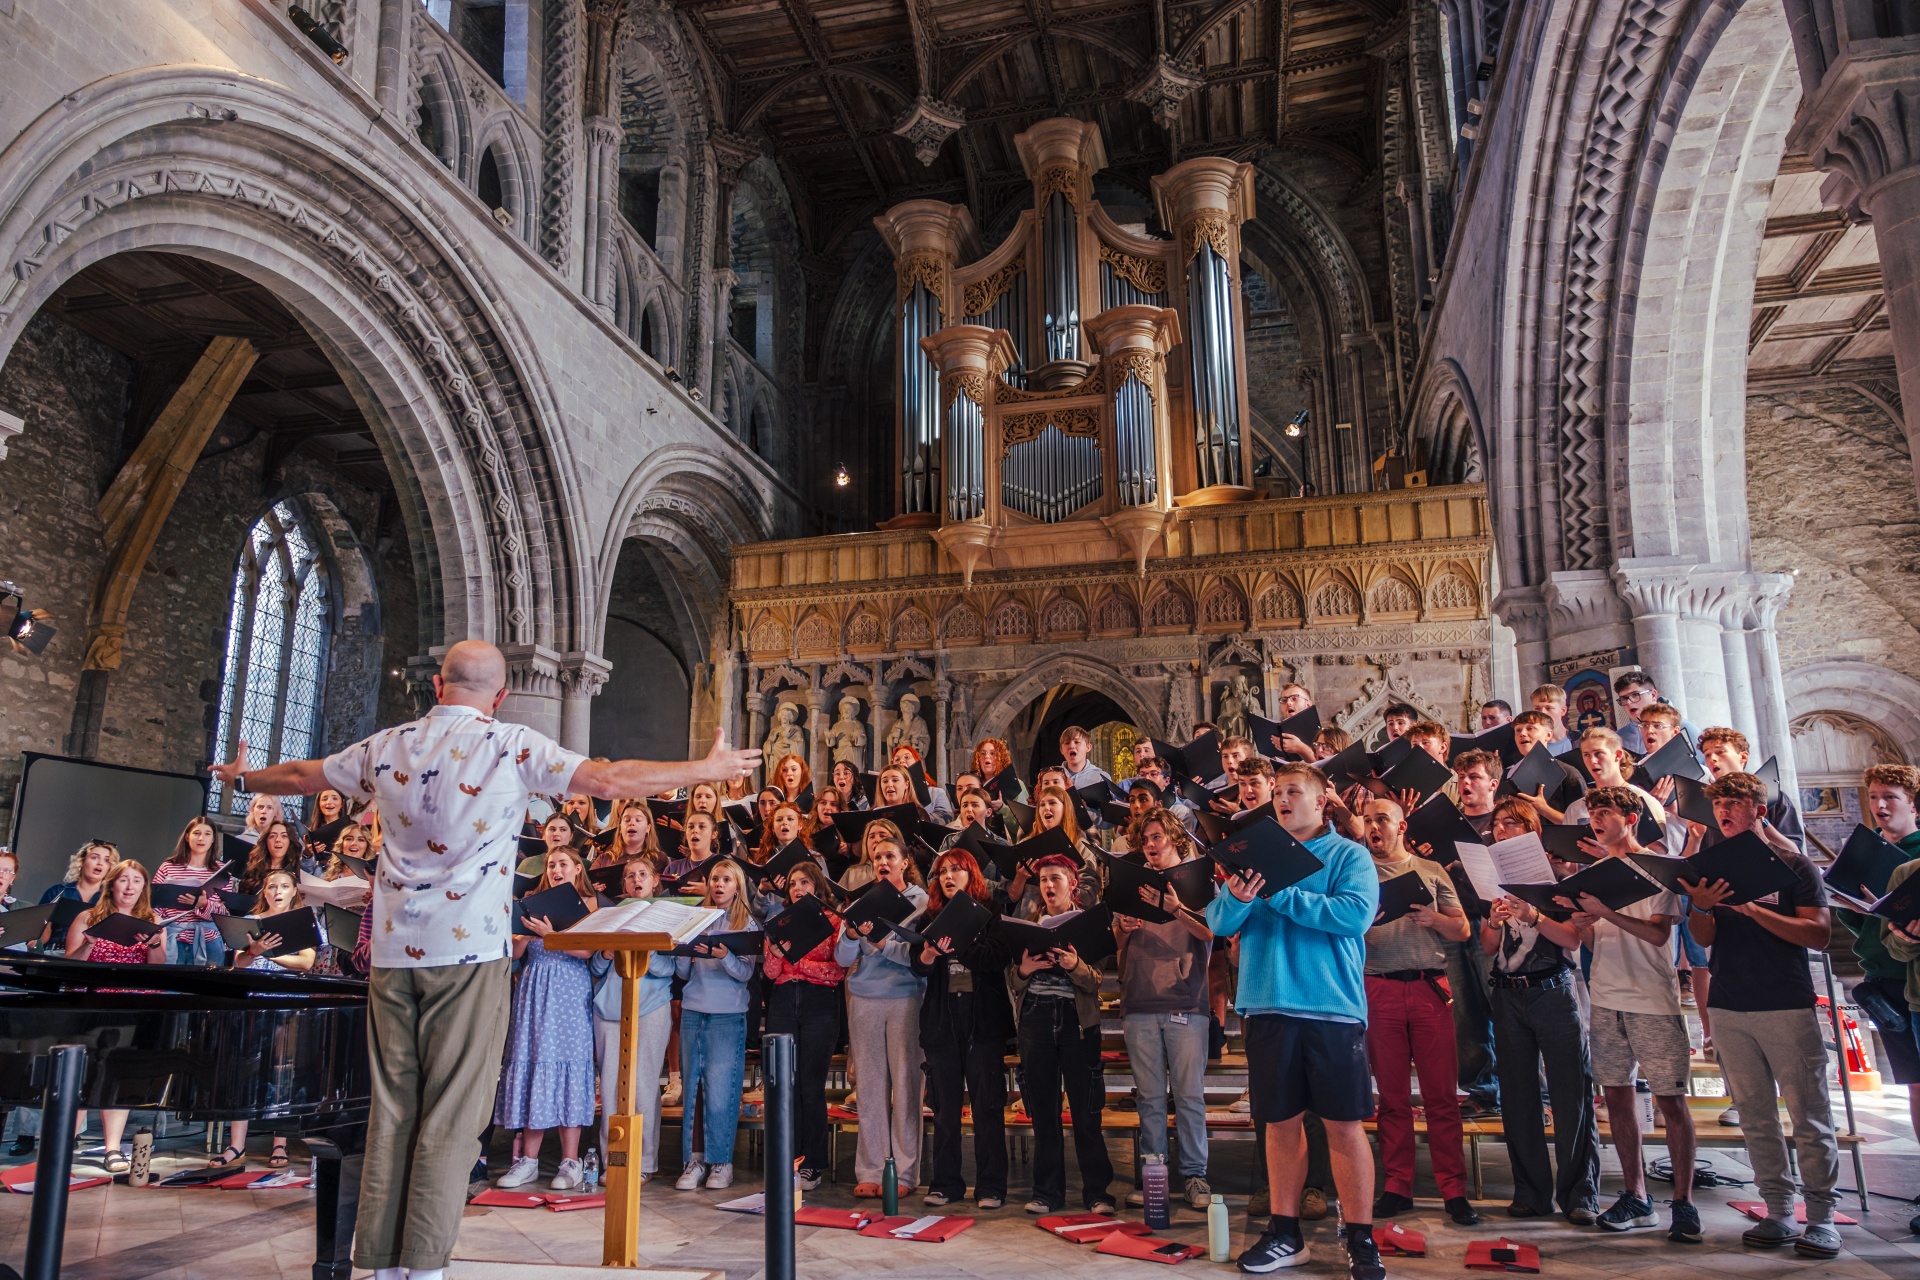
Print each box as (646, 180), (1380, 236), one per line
(0, 954), (369, 1279)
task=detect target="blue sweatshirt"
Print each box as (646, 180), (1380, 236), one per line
(1204, 828), (1378, 1024)
(674, 918), (760, 1015)
(590, 949), (676, 1023)
(834, 883), (929, 1001)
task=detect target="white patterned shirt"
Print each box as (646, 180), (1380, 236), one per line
(322, 705), (586, 968)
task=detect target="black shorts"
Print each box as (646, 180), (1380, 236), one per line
(1244, 1012), (1372, 1123)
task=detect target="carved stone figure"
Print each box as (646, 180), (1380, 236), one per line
(886, 692), (932, 759)
(762, 701), (808, 765)
(1215, 674), (1261, 741)
(826, 696), (868, 766)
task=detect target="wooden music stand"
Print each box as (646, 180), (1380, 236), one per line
(544, 929), (673, 1267)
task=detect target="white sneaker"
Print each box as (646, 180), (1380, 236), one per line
(1719, 1106), (1740, 1127)
(675, 1161), (708, 1190)
(495, 1156), (540, 1189)
(661, 1076), (683, 1107)
(1230, 1091), (1251, 1114)
(706, 1162), (734, 1190)
(549, 1158), (583, 1191)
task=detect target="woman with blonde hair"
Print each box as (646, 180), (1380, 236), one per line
(66, 858), (165, 1173)
(673, 858), (760, 1191)
(239, 793), (285, 844)
(37, 839), (117, 950)
(598, 800), (663, 870)
(215, 868), (315, 1169)
(837, 818), (927, 893)
(494, 845), (601, 1192)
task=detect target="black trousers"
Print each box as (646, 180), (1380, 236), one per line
(1018, 997), (1112, 1209)
(924, 1016), (1009, 1200)
(763, 980), (841, 1174)
(1491, 979), (1599, 1215)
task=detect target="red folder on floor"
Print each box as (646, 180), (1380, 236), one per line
(544, 1193), (605, 1211)
(795, 1206), (877, 1230)
(1465, 1239), (1541, 1272)
(469, 1189), (551, 1208)
(1730, 1202), (1856, 1226)
(0, 1164), (108, 1194)
(1374, 1223), (1426, 1256)
(1038, 1213), (1153, 1243)
(1094, 1232), (1203, 1263)
(857, 1214), (975, 1242)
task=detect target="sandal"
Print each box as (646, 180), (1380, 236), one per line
(208, 1145), (245, 1169)
(268, 1144), (289, 1169)
(105, 1154), (130, 1175)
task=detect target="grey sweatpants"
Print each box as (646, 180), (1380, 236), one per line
(1712, 1007), (1839, 1224)
(846, 993), (923, 1185)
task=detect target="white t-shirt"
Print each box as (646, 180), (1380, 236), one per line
(322, 704), (586, 968)
(1585, 888), (1685, 1016)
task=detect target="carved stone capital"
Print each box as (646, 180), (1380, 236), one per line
(1490, 584), (1548, 640)
(560, 650), (613, 698)
(710, 128), (761, 185)
(1544, 570), (1627, 630)
(893, 95), (967, 167)
(1787, 37), (1920, 207)
(500, 643), (564, 698)
(585, 114), (622, 153)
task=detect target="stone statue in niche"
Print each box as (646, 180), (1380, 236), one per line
(1215, 674), (1262, 742)
(762, 701), (808, 766)
(886, 692), (932, 760)
(826, 696), (868, 767)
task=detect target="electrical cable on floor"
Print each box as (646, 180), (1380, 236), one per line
(1646, 1156), (1747, 1188)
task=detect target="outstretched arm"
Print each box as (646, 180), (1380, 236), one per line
(568, 735), (762, 800)
(208, 744), (331, 796)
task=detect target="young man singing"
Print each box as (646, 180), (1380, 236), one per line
(1529, 685), (1575, 758)
(1562, 787), (1700, 1243)
(1207, 764), (1384, 1279)
(1683, 773), (1840, 1258)
(1359, 796), (1478, 1226)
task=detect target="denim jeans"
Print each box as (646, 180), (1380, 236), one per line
(1447, 937), (1499, 1106)
(679, 1010), (747, 1168)
(165, 919), (226, 966)
(1122, 1012), (1208, 1178)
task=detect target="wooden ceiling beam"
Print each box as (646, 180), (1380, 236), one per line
(779, 0), (891, 200)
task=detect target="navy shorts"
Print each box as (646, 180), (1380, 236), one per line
(1244, 1012), (1372, 1123)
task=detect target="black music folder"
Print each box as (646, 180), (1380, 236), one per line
(1670, 829), (1800, 906)
(1372, 871), (1436, 928)
(668, 929), (763, 958)
(762, 897), (836, 961)
(1099, 852), (1217, 923)
(996, 903), (1118, 964)
(1826, 824), (1914, 906)
(1639, 732), (1709, 784)
(215, 907), (323, 957)
(1205, 816), (1325, 899)
(1503, 856), (1663, 916)
(85, 911), (159, 949)
(510, 883), (597, 935)
(882, 890), (994, 952)
(839, 880), (920, 933)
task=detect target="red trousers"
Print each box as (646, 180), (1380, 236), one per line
(1364, 974), (1468, 1199)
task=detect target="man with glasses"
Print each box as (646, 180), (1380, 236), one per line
(1611, 671), (1701, 757)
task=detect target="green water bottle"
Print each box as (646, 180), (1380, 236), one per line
(882, 1155), (899, 1216)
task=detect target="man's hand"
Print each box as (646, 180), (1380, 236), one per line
(1407, 902), (1444, 932)
(701, 733), (762, 784)
(1680, 876), (1734, 912)
(1226, 870), (1265, 902)
(1394, 787), (1425, 815)
(1575, 835), (1606, 862)
(209, 742), (250, 790)
(1650, 776), (1676, 804)
(1278, 733), (1314, 761)
(1519, 786), (1555, 816)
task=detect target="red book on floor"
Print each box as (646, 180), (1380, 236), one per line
(1094, 1232), (1203, 1263)
(545, 1193), (606, 1211)
(858, 1214), (976, 1242)
(469, 1189), (550, 1208)
(208, 1169), (269, 1189)
(795, 1206), (877, 1230)
(0, 1164), (108, 1194)
(1729, 1201), (1856, 1226)
(1374, 1223), (1426, 1256)
(1038, 1213), (1153, 1243)
(1464, 1239), (1541, 1273)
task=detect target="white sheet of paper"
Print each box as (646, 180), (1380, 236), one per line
(893, 1214), (944, 1237)
(715, 1192), (766, 1214)
(1486, 832), (1557, 887)
(1453, 842), (1505, 904)
(296, 873), (373, 908)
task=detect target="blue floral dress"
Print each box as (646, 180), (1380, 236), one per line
(493, 938), (597, 1129)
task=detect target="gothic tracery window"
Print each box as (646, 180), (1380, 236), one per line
(210, 502), (329, 815)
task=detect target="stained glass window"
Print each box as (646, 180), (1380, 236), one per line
(209, 502), (330, 816)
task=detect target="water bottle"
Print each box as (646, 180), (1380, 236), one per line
(883, 1155), (899, 1216)
(584, 1149), (599, 1189)
(1207, 1194), (1231, 1262)
(128, 1127), (153, 1188)
(1142, 1153), (1170, 1229)
(1635, 1080), (1654, 1130)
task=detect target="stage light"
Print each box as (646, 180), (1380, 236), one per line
(834, 463), (851, 487)
(287, 6), (349, 62)
(8, 610), (54, 655)
(1286, 410), (1307, 438)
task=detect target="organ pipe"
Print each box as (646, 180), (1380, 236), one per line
(1041, 193), (1080, 363)
(900, 282), (942, 513)
(1185, 244), (1242, 489)
(947, 392), (985, 520)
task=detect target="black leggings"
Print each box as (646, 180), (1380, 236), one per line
(763, 980), (841, 1173)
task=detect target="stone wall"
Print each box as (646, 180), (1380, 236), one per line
(1747, 386), (1920, 683)
(0, 312), (416, 834)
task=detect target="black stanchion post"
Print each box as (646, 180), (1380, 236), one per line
(23, 1045), (87, 1280)
(763, 1032), (796, 1280)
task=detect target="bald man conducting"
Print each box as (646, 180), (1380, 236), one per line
(211, 640), (760, 1280)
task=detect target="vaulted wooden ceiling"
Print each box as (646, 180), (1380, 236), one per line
(676, 0), (1388, 246)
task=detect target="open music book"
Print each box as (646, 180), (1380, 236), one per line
(560, 898), (725, 944)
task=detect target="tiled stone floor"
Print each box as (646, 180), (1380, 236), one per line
(2, 1094), (1916, 1280)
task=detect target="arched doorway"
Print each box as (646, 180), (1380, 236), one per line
(1013, 684), (1140, 782)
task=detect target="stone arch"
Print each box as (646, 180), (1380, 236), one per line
(611, 237), (652, 345)
(1042, 595), (1088, 639)
(1408, 357), (1486, 486)
(1369, 574), (1421, 617)
(794, 612), (835, 655)
(845, 609), (884, 649)
(989, 599), (1033, 641)
(1199, 584), (1249, 630)
(637, 290), (673, 364)
(471, 118), (538, 244)
(1783, 659), (1920, 764)
(615, 8), (708, 279)
(1146, 587), (1194, 630)
(940, 603), (982, 642)
(1428, 570), (1479, 615)
(1311, 577), (1360, 621)
(892, 607), (932, 647)
(1255, 581), (1303, 624)
(975, 652), (1165, 744)
(0, 72), (593, 655)
(411, 38), (471, 176)
(1094, 593), (1139, 634)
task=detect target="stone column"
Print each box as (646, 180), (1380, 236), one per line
(375, 0), (413, 116)
(1492, 585), (1550, 696)
(498, 644), (566, 745)
(868, 661), (887, 772)
(558, 651), (612, 756)
(1745, 574), (1799, 798)
(932, 677), (952, 784)
(581, 115), (622, 312)
(747, 688), (768, 791)
(1786, 19), (1920, 508)
(1716, 599), (1761, 743)
(806, 689), (831, 786)
(1613, 566), (1690, 712)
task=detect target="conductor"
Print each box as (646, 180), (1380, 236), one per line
(210, 640), (761, 1280)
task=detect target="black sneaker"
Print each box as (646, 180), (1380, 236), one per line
(1347, 1232), (1386, 1280)
(1597, 1192), (1657, 1231)
(1668, 1199), (1703, 1243)
(1237, 1229), (1310, 1273)
(7, 1136), (32, 1158)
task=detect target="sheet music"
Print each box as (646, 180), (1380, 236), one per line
(297, 872), (374, 908)
(1486, 833), (1557, 887)
(568, 898), (724, 943)
(1453, 842), (1505, 904)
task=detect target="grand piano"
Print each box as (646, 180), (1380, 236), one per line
(0, 953), (369, 1279)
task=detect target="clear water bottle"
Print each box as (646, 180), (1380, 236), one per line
(584, 1149), (600, 1189)
(1142, 1153), (1170, 1229)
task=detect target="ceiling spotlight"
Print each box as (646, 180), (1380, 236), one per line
(1285, 410), (1307, 438)
(834, 463), (851, 487)
(1, 582), (54, 656)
